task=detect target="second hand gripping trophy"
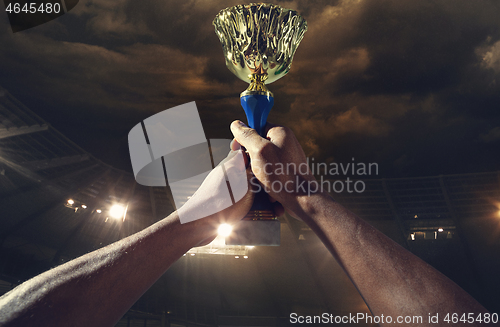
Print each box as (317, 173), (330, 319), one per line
(213, 3), (307, 245)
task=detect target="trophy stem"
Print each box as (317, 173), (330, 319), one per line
(240, 91), (277, 221)
(240, 91), (274, 137)
(243, 188), (276, 220)
(225, 90), (280, 245)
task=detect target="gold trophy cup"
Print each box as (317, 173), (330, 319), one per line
(213, 3), (307, 245)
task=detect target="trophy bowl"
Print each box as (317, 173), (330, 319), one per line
(213, 3), (307, 90)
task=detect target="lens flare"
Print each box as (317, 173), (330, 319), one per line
(217, 223), (233, 237)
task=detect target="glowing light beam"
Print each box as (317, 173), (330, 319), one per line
(217, 224), (233, 237)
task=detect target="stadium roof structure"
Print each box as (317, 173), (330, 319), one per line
(0, 86), (499, 326)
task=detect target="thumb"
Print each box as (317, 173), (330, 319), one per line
(230, 120), (267, 154)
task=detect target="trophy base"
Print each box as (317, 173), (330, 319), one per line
(243, 208), (276, 220)
(226, 192), (280, 246)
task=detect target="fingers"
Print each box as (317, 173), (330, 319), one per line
(230, 139), (241, 151)
(263, 122), (277, 138)
(228, 140), (250, 168)
(230, 120), (268, 154)
(266, 125), (291, 149)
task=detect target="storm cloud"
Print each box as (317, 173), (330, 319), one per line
(0, 0), (499, 177)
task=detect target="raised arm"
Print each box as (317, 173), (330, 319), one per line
(0, 150), (254, 327)
(230, 120), (489, 326)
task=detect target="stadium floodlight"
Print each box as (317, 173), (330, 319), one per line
(217, 224), (233, 237)
(109, 204), (126, 220)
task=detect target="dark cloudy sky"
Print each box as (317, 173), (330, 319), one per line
(1, 0), (499, 178)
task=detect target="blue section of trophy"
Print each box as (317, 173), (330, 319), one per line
(240, 94), (274, 137)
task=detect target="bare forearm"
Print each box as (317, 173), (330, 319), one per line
(0, 211), (212, 327)
(300, 193), (488, 326)
(229, 121), (489, 325)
